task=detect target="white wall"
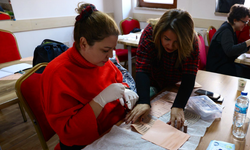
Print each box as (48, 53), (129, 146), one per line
(129, 0), (227, 29)
(10, 0), (114, 58)
(10, 0), (229, 58)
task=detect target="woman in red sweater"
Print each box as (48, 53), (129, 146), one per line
(41, 3), (138, 150)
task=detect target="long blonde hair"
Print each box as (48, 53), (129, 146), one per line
(149, 9), (196, 64)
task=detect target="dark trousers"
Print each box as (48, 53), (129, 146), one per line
(60, 141), (86, 150)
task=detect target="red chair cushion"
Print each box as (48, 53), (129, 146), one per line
(0, 30), (21, 63)
(21, 73), (55, 141)
(209, 28), (216, 43)
(121, 19), (140, 34)
(198, 35), (207, 70)
(0, 13), (11, 20)
(115, 48), (137, 62)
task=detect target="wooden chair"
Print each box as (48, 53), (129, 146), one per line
(198, 33), (207, 70)
(15, 63), (59, 150)
(0, 29), (25, 122)
(115, 17), (140, 66)
(207, 26), (216, 46)
(0, 29), (21, 64)
(0, 11), (11, 20)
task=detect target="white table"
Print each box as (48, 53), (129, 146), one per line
(117, 33), (141, 74)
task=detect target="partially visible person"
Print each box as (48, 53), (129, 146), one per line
(236, 20), (250, 43)
(125, 9), (200, 129)
(207, 4), (250, 79)
(41, 3), (138, 150)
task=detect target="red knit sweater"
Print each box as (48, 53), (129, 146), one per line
(41, 43), (127, 147)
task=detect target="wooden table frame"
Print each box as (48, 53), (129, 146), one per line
(0, 57), (33, 122)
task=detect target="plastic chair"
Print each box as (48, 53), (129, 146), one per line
(0, 29), (21, 64)
(207, 26), (216, 46)
(0, 11), (11, 20)
(15, 63), (60, 150)
(198, 33), (207, 70)
(115, 17), (140, 65)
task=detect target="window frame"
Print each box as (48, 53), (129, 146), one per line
(138, 0), (177, 9)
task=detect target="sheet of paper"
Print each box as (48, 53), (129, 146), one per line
(162, 110), (200, 126)
(131, 118), (155, 135)
(150, 92), (176, 118)
(0, 70), (12, 78)
(176, 81), (202, 88)
(0, 63), (32, 74)
(142, 120), (190, 150)
(150, 100), (173, 118)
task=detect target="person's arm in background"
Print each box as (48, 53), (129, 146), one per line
(168, 35), (199, 129)
(221, 29), (249, 57)
(168, 74), (196, 129)
(125, 72), (151, 123)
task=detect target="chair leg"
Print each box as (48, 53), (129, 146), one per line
(18, 102), (27, 122)
(124, 61), (128, 69)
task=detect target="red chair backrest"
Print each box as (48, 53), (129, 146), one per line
(198, 34), (207, 70)
(0, 12), (11, 20)
(21, 73), (55, 141)
(120, 18), (140, 35)
(0, 30), (21, 63)
(208, 28), (216, 43)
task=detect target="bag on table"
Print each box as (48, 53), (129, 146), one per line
(186, 95), (223, 120)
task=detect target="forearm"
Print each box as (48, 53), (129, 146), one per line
(172, 74), (196, 109)
(89, 100), (103, 118)
(136, 72), (151, 105)
(221, 30), (248, 57)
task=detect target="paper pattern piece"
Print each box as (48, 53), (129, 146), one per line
(0, 73), (23, 80)
(131, 119), (155, 135)
(150, 92), (176, 118)
(142, 120), (190, 150)
(163, 110), (200, 126)
(150, 100), (173, 118)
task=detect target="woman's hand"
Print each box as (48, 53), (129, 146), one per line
(125, 104), (150, 124)
(167, 107), (185, 129)
(119, 89), (139, 110)
(246, 39), (250, 47)
(93, 83), (125, 107)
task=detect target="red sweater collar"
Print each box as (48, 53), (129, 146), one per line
(68, 43), (98, 68)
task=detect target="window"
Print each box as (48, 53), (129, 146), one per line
(138, 0), (177, 9)
(215, 0), (246, 13)
(244, 0), (250, 8)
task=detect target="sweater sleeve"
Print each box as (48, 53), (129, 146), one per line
(172, 74), (196, 109)
(42, 73), (99, 146)
(135, 72), (151, 105)
(220, 29), (248, 57)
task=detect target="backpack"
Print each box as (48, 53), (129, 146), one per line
(33, 39), (69, 73)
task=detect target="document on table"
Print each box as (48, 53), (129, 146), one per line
(0, 63), (32, 78)
(150, 92), (176, 118)
(142, 120), (190, 150)
(131, 118), (156, 135)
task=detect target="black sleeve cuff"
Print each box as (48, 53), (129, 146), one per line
(172, 74), (196, 109)
(136, 72), (151, 105)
